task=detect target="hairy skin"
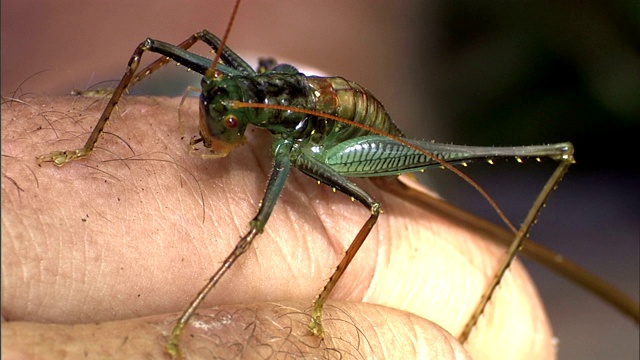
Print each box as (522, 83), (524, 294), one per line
(1, 96), (553, 359)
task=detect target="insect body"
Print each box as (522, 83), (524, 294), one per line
(38, 26), (576, 357)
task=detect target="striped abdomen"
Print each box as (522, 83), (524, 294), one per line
(306, 76), (404, 146)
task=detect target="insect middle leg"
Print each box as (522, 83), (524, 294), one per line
(166, 139), (293, 359)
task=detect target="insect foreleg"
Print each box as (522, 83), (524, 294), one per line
(129, 30), (255, 89)
(196, 30), (255, 75)
(293, 154), (381, 337)
(37, 37), (243, 167)
(166, 139), (293, 359)
(126, 34), (201, 89)
(37, 43), (146, 165)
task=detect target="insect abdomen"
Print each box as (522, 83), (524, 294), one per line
(307, 76), (404, 144)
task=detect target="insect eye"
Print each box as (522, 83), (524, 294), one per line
(223, 115), (238, 129)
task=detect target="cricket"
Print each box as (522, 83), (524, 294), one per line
(18, 0), (637, 359)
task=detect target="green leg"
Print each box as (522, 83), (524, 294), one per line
(166, 140), (292, 359)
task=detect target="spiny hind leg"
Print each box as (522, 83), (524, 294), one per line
(295, 155), (380, 336)
(309, 208), (378, 336)
(459, 149), (574, 343)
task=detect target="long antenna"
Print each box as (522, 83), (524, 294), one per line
(205, 0), (242, 79)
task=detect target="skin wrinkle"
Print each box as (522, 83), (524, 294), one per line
(2, 97), (172, 320)
(30, 233), (46, 320)
(155, 164), (191, 228)
(352, 187), (392, 305)
(1, 218), (23, 321)
(179, 163), (220, 248)
(299, 183), (341, 258)
(167, 196), (214, 307)
(412, 320), (432, 359)
(46, 208), (64, 321)
(149, 225), (170, 289)
(354, 222), (384, 303)
(350, 222), (381, 302)
(155, 107), (240, 260)
(67, 233), (85, 318)
(370, 306), (392, 360)
(177, 172), (204, 228)
(292, 174), (404, 301)
(412, 315), (464, 360)
(20, 222), (37, 320)
(78, 211), (89, 299)
(272, 203), (309, 290)
(184, 183), (212, 267)
(213, 139), (380, 303)
(293, 193), (345, 296)
(150, 162), (171, 235)
(368, 204), (420, 303)
(292, 186), (346, 291)
(309, 185), (375, 301)
(105, 161), (164, 317)
(279, 173), (330, 280)
(406, 316), (422, 359)
(308, 184), (355, 259)
(192, 201), (221, 270)
(50, 190), (70, 313)
(385, 308), (407, 352)
(446, 238), (478, 328)
(288, 195), (321, 259)
(74, 178), (102, 322)
(91, 229), (109, 321)
(373, 200), (485, 337)
(365, 194), (402, 306)
(462, 245), (517, 338)
(278, 221), (316, 300)
(43, 149), (158, 320)
(446, 227), (490, 327)
(219, 159), (259, 234)
(303, 197), (330, 281)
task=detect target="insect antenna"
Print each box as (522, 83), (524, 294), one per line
(205, 0), (242, 79)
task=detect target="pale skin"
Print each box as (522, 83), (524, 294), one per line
(1, 96), (554, 359)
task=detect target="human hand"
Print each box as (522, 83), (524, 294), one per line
(2, 96), (553, 359)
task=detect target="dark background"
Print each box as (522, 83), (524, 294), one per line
(3, 1), (638, 358)
(424, 3), (639, 359)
